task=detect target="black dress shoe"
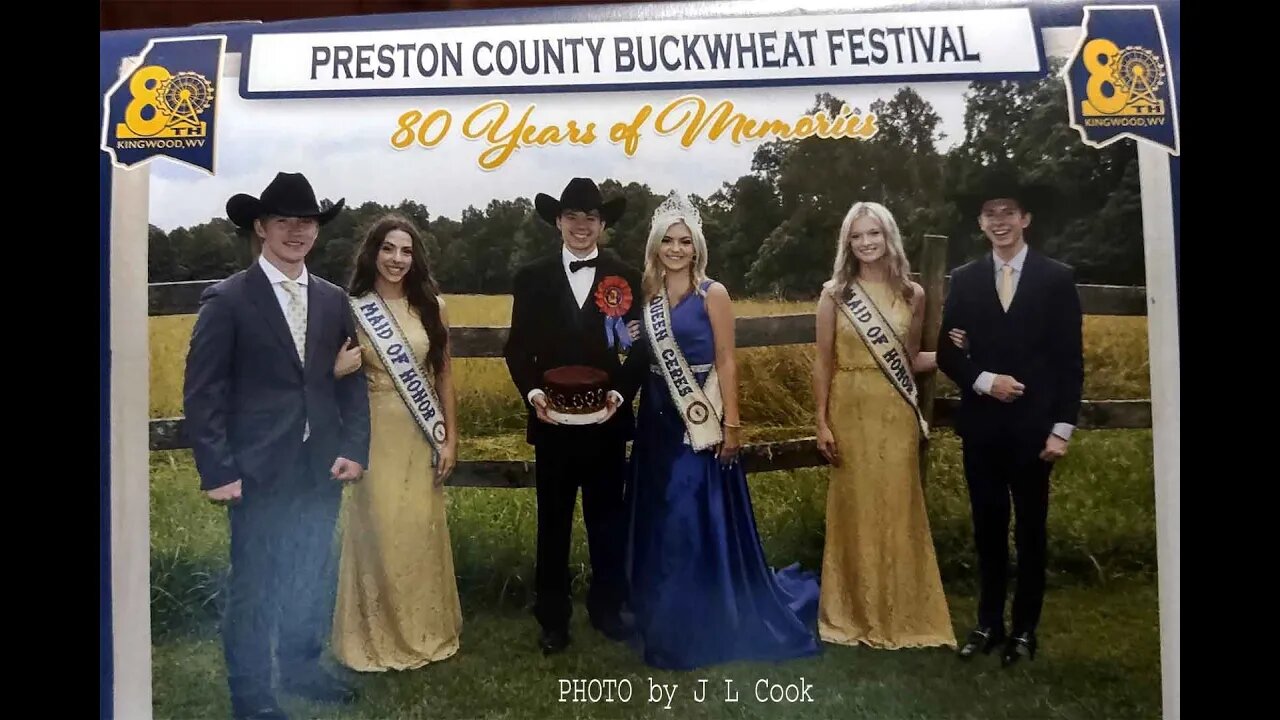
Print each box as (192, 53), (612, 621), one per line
(539, 628), (571, 655)
(958, 625), (1007, 660)
(590, 615), (632, 643)
(281, 669), (357, 704)
(1001, 631), (1037, 667)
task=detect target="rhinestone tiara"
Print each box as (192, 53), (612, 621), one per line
(650, 190), (703, 236)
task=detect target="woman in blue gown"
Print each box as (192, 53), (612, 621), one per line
(623, 191), (821, 670)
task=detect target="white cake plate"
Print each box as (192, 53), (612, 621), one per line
(547, 406), (609, 425)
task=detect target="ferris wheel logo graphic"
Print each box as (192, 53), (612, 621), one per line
(1080, 42), (1166, 118)
(115, 67), (216, 140)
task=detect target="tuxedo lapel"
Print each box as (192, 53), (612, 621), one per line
(581, 262), (602, 316)
(247, 262), (304, 371)
(549, 258), (583, 329)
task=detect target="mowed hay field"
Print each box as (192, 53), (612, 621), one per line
(149, 295), (1151, 429)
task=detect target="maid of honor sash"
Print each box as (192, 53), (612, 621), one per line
(350, 292), (448, 456)
(831, 281), (929, 437)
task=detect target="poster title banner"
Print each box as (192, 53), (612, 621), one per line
(242, 8), (1042, 98)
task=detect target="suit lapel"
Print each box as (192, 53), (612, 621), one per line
(978, 252), (1003, 316)
(247, 262), (304, 371)
(1006, 248), (1038, 319)
(304, 279), (324, 373)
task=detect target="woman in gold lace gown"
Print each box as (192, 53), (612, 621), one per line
(331, 214), (463, 671)
(812, 201), (956, 650)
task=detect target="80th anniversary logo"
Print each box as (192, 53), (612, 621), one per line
(1063, 5), (1179, 154)
(101, 35), (226, 174)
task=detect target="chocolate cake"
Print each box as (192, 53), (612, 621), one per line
(543, 365), (609, 415)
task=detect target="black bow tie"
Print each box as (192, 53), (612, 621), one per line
(568, 257), (599, 273)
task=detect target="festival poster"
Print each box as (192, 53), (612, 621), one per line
(100, 1), (1180, 718)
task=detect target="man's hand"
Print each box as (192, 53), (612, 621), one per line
(531, 392), (560, 425)
(331, 457), (364, 482)
(1040, 434), (1069, 462)
(596, 391), (623, 424)
(989, 374), (1025, 402)
(205, 479), (242, 504)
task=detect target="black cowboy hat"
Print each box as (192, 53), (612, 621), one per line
(949, 164), (1055, 218)
(226, 172), (346, 230)
(535, 177), (626, 226)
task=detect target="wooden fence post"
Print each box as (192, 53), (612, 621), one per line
(917, 233), (948, 486)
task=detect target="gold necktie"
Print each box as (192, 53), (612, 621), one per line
(999, 264), (1014, 311)
(281, 279), (310, 440)
(281, 279), (307, 362)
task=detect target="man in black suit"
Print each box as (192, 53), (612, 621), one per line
(937, 170), (1084, 667)
(503, 177), (646, 654)
(183, 172), (371, 719)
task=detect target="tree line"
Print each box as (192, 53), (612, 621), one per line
(149, 61), (1145, 298)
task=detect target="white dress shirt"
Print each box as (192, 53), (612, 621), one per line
(527, 245), (622, 409)
(258, 253), (310, 324)
(971, 245), (1074, 441)
(563, 245), (598, 309)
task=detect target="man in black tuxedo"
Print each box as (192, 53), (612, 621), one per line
(937, 170), (1084, 667)
(503, 177), (646, 654)
(184, 172), (371, 719)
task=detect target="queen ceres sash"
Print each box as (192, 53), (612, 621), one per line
(832, 281), (929, 437)
(644, 289), (724, 451)
(350, 292), (448, 456)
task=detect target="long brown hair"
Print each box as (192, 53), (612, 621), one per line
(348, 214), (448, 377)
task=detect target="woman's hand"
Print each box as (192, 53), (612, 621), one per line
(817, 424), (840, 467)
(334, 337), (362, 378)
(717, 424), (742, 467)
(435, 440), (457, 488)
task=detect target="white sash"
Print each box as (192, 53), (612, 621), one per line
(831, 281), (929, 437)
(644, 290), (724, 451)
(350, 292), (448, 456)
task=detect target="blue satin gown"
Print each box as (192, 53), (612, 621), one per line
(624, 281), (821, 670)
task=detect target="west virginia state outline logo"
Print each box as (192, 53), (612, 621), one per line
(1063, 6), (1179, 155)
(101, 35), (227, 174)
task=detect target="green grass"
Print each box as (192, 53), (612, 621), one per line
(150, 427), (1160, 718)
(147, 297), (1161, 718)
(154, 581), (1162, 719)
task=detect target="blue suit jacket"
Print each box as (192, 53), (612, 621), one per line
(936, 248), (1084, 445)
(182, 260), (371, 491)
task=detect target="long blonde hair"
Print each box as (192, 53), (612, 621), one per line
(827, 201), (913, 302)
(642, 192), (710, 300)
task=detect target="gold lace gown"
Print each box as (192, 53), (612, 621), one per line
(819, 280), (957, 649)
(332, 296), (463, 671)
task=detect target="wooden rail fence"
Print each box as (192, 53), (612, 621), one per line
(146, 235), (1151, 486)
